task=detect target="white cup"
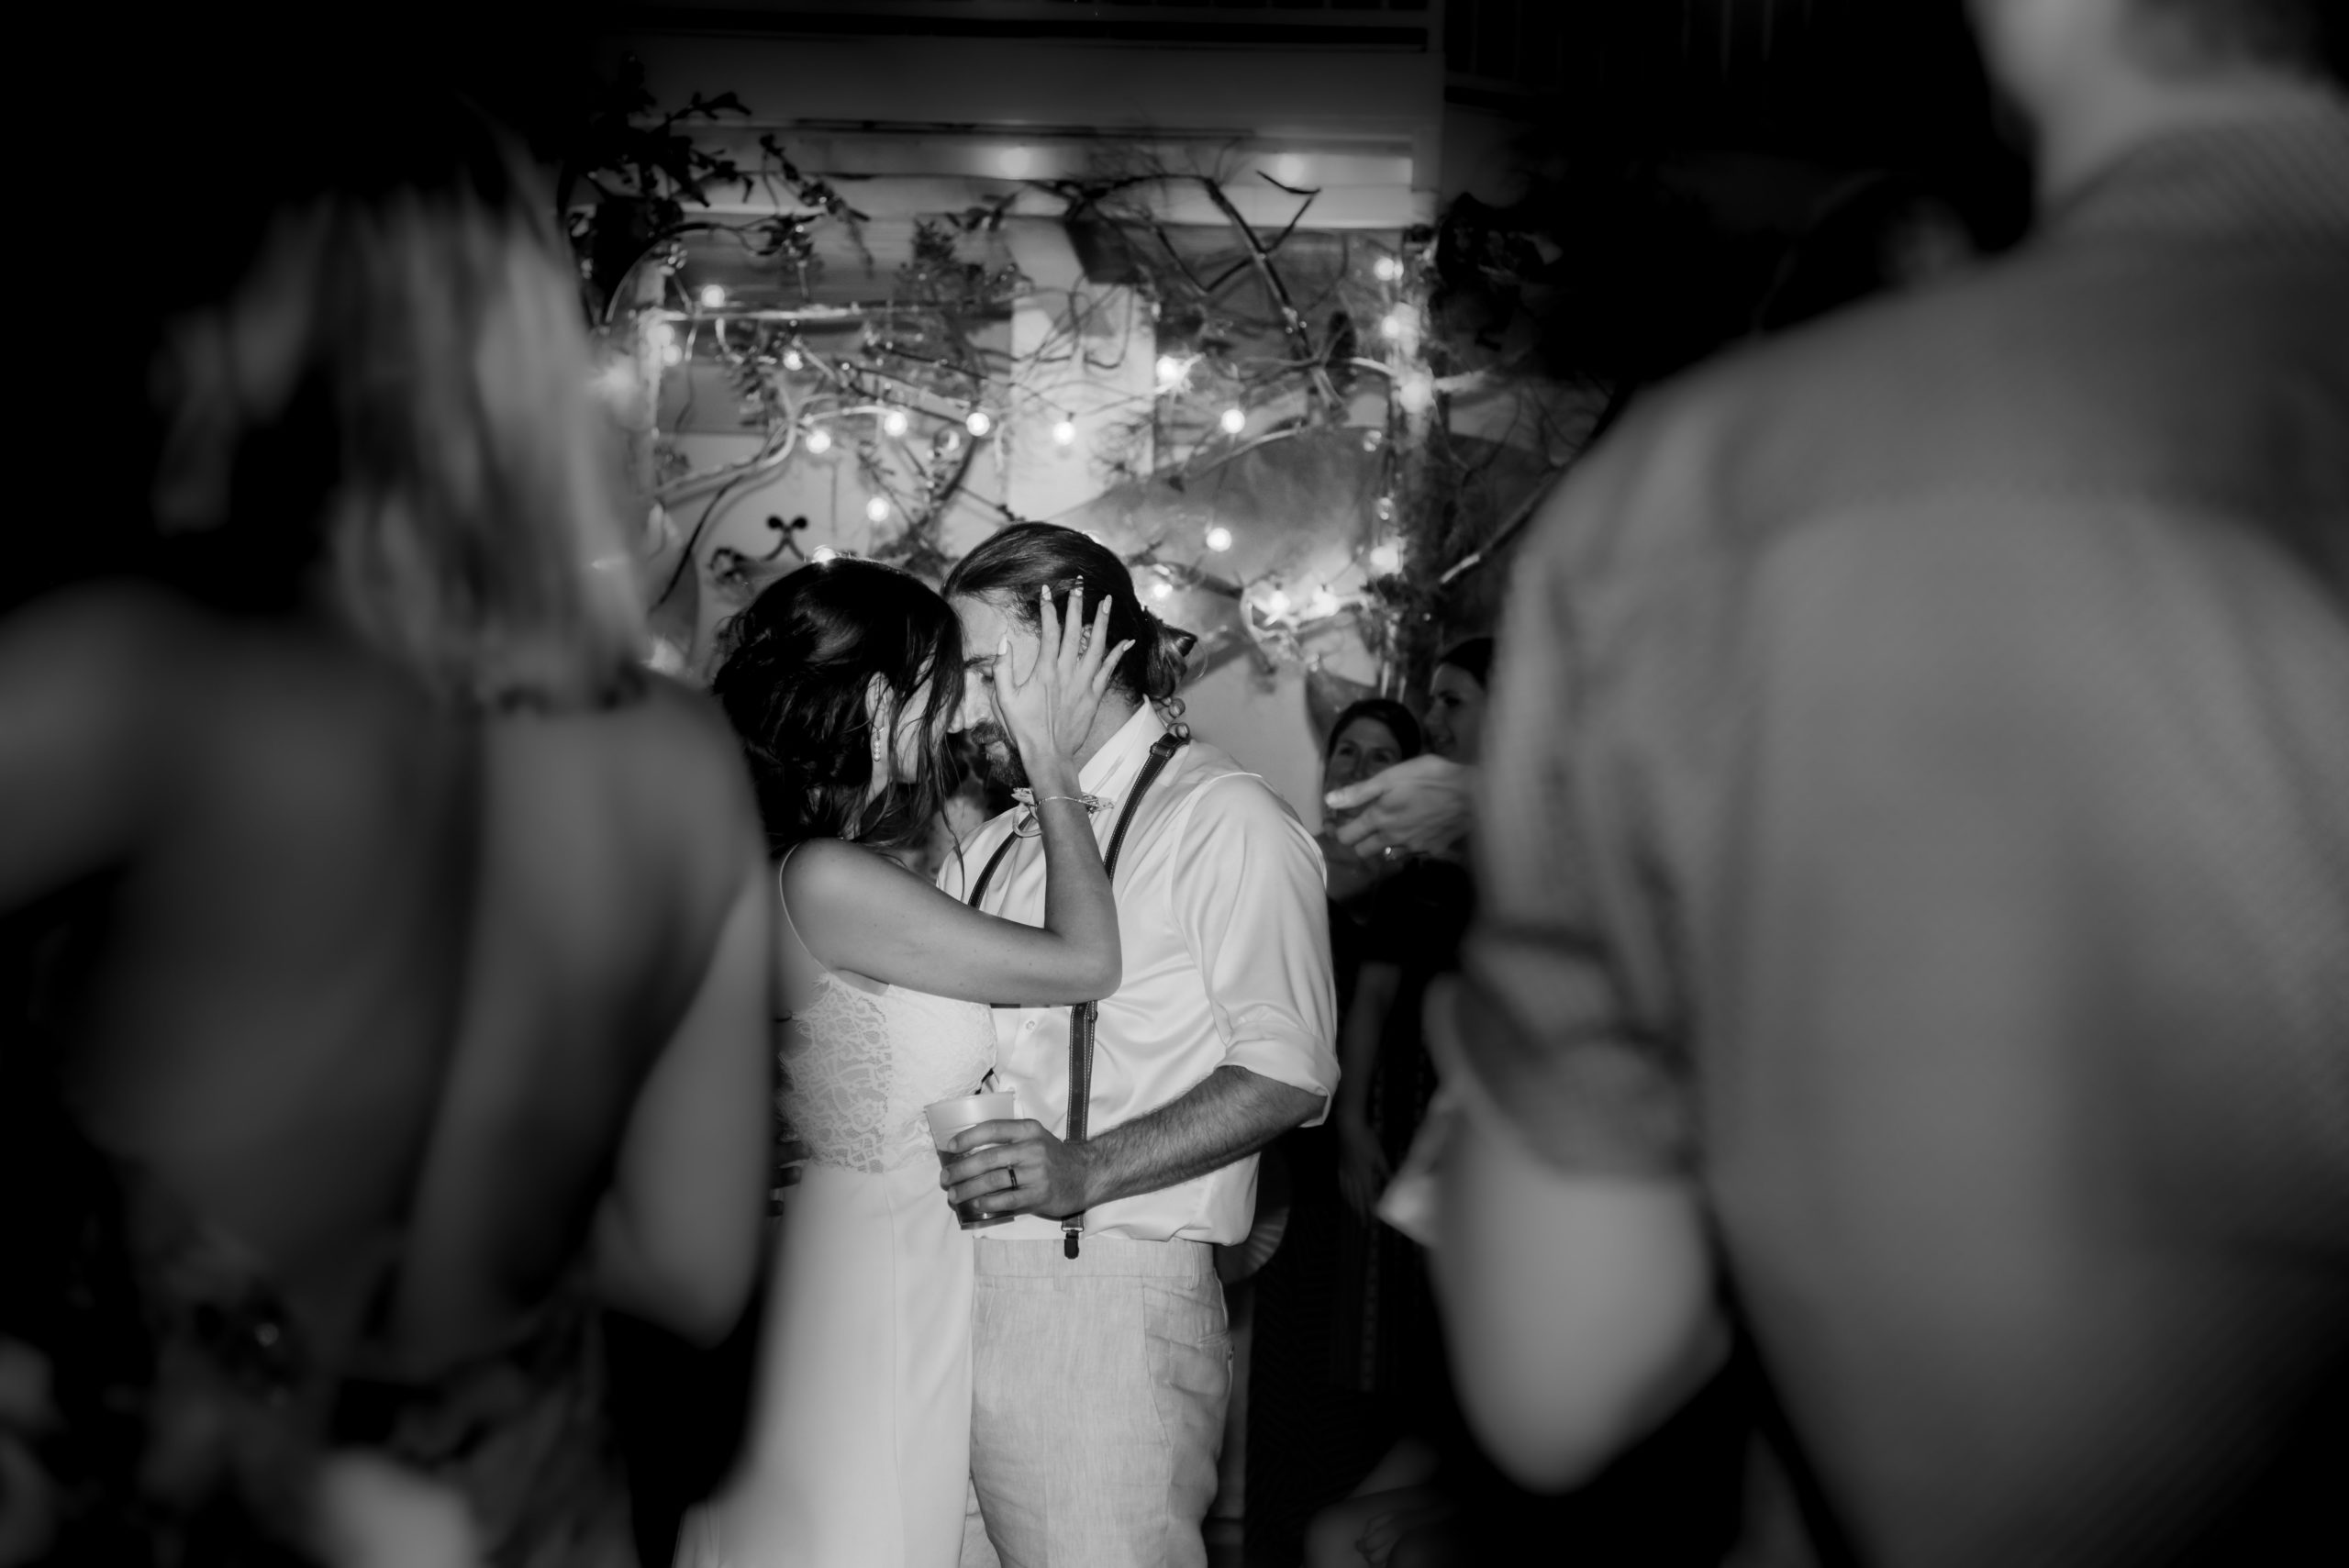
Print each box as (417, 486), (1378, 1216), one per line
(924, 1090), (1018, 1229)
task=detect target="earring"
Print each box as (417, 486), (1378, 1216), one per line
(872, 725), (886, 778)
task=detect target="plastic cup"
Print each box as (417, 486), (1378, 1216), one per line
(924, 1090), (1018, 1229)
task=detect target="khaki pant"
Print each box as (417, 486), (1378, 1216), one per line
(959, 1237), (1230, 1568)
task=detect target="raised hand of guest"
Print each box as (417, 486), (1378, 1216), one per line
(1324, 754), (1475, 860)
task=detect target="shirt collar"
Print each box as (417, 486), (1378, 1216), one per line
(2046, 95), (2349, 243)
(1077, 703), (1171, 803)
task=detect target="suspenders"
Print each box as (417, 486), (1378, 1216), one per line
(964, 730), (1188, 1258)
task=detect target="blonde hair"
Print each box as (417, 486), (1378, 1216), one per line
(150, 124), (643, 708)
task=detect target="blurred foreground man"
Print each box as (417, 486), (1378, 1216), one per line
(1432, 2), (2349, 1563)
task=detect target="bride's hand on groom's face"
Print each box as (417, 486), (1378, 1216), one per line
(940, 1118), (1090, 1220)
(992, 584), (1130, 773)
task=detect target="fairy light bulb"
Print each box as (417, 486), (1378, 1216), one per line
(1396, 372), (1436, 415)
(1154, 354), (1185, 387)
(697, 283), (727, 309)
(1151, 579), (1174, 602)
(1218, 406), (1246, 435)
(1204, 525), (1233, 552)
(1308, 585), (1340, 618)
(1052, 417), (1077, 447)
(1378, 307), (1411, 341)
(782, 347), (806, 372)
(661, 341), (684, 367)
(1368, 541), (1402, 574)
(811, 545), (839, 562)
(804, 426), (833, 454)
(1263, 587), (1292, 617)
(1373, 255), (1403, 284)
(865, 495), (892, 523)
(881, 408), (909, 438)
(964, 409), (994, 439)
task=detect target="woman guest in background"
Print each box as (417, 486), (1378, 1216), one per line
(1245, 698), (1428, 1559)
(677, 563), (1127, 1568)
(1421, 639), (1492, 768)
(1319, 699), (1425, 913)
(0, 83), (773, 1568)
(1308, 648), (1490, 1568)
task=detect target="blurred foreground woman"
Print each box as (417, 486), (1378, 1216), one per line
(0, 85), (772, 1567)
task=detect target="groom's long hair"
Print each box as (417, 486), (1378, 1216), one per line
(942, 524), (1197, 716)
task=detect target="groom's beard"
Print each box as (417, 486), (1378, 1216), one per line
(965, 720), (1030, 791)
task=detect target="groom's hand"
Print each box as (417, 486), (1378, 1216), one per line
(941, 1119), (1092, 1219)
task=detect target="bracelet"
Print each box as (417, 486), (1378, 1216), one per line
(1032, 793), (1106, 813)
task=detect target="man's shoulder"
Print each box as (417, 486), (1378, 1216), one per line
(1528, 232), (2339, 590)
(1129, 740), (1311, 863)
(1162, 741), (1303, 823)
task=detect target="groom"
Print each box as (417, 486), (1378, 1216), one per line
(937, 524), (1338, 1568)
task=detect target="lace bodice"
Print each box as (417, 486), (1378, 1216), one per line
(778, 971), (998, 1173)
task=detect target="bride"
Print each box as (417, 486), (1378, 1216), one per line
(676, 559), (1127, 1568)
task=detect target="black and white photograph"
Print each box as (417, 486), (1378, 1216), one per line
(5, 3), (2344, 1564)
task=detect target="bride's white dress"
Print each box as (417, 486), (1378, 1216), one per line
(678, 937), (996, 1568)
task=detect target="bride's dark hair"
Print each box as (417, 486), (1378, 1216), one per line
(711, 559), (963, 855)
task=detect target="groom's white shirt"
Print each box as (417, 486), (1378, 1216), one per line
(939, 704), (1338, 1245)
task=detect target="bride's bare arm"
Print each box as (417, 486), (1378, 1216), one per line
(789, 586), (1130, 1005)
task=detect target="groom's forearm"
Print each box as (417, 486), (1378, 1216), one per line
(1078, 1065), (1324, 1210)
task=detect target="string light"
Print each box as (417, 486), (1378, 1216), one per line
(881, 408), (909, 438)
(804, 426), (834, 454)
(1374, 495), (1396, 521)
(811, 545), (839, 562)
(782, 347), (806, 372)
(1052, 417), (1077, 447)
(1262, 587), (1292, 618)
(697, 283), (727, 309)
(661, 341), (685, 367)
(1154, 354), (1186, 388)
(1372, 255), (1403, 284)
(1378, 307), (1412, 342)
(1218, 407), (1246, 436)
(864, 495), (892, 523)
(964, 409), (994, 439)
(1396, 372), (1436, 415)
(1151, 579), (1174, 601)
(1369, 541), (1403, 574)
(1204, 525), (1234, 552)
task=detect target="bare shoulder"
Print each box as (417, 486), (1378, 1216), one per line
(562, 673), (761, 843)
(0, 581), (207, 688)
(777, 835), (902, 908)
(623, 673), (756, 782)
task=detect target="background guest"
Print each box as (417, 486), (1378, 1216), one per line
(1421, 639), (1492, 767)
(0, 62), (773, 1568)
(1434, 1), (2349, 1563)
(1246, 697), (1424, 1562)
(1321, 641), (1492, 870)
